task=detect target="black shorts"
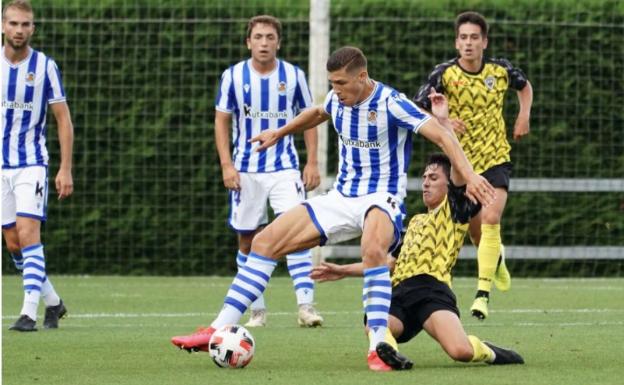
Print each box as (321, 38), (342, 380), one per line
(481, 162), (513, 191)
(389, 274), (460, 343)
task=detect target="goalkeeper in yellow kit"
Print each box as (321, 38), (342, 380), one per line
(311, 151), (524, 368)
(414, 11), (534, 319)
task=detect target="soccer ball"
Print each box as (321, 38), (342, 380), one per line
(208, 325), (255, 368)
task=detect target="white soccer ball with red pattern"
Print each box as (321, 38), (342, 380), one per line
(208, 325), (255, 368)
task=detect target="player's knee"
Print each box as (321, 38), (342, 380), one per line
(250, 229), (276, 257)
(5, 239), (21, 254)
(447, 343), (473, 362)
(360, 243), (386, 265)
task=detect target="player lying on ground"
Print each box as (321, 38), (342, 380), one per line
(311, 153), (524, 367)
(171, 46), (495, 371)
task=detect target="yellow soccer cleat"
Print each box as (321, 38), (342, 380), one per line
(494, 245), (511, 292)
(470, 296), (489, 320)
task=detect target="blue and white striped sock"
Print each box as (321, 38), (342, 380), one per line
(286, 250), (314, 305)
(11, 253), (24, 271)
(363, 265), (392, 351)
(20, 244), (46, 320)
(237, 251), (266, 311)
(41, 276), (61, 307)
(212, 252), (277, 329)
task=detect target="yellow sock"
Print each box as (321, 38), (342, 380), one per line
(468, 335), (494, 363)
(477, 224), (501, 292)
(368, 328), (399, 351)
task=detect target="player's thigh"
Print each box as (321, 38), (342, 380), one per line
(359, 193), (404, 264)
(423, 310), (472, 358)
(229, 173), (270, 233)
(252, 205), (321, 259)
(480, 187), (508, 225)
(268, 169), (305, 214)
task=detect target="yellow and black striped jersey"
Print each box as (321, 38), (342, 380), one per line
(391, 183), (480, 287)
(414, 58), (528, 174)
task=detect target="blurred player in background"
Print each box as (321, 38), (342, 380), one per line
(414, 11), (533, 320)
(172, 46), (496, 371)
(213, 15), (322, 328)
(311, 152), (524, 368)
(1, 0), (73, 331)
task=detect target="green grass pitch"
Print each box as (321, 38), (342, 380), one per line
(3, 276), (623, 385)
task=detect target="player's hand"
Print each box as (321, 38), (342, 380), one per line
(449, 119), (467, 135)
(464, 173), (496, 207)
(221, 164), (241, 191)
(513, 114), (530, 141)
(428, 87), (449, 119)
(55, 169), (73, 200)
(302, 162), (320, 191)
(310, 262), (346, 282)
(250, 129), (280, 151)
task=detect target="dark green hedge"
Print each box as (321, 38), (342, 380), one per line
(3, 0), (620, 276)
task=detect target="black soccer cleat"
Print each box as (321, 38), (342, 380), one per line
(484, 342), (525, 365)
(44, 300), (67, 329)
(375, 342), (414, 370)
(9, 315), (37, 332)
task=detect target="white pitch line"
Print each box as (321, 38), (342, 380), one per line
(2, 308), (623, 320)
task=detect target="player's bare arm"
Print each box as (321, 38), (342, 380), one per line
(427, 87), (466, 135)
(310, 261), (364, 282)
(215, 110), (241, 191)
(50, 102), (74, 200)
(251, 105), (329, 151)
(302, 125), (321, 191)
(513, 80), (533, 141)
(419, 117), (495, 206)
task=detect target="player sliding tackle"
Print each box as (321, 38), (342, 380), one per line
(311, 152), (524, 367)
(171, 46), (496, 371)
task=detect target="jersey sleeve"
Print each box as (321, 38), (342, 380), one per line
(215, 67), (235, 113)
(492, 58), (528, 91)
(387, 92), (431, 134)
(322, 90), (335, 115)
(293, 67), (313, 114)
(413, 63), (446, 111)
(46, 59), (66, 104)
(447, 181), (481, 224)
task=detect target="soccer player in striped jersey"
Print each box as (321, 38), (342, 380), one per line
(1, 0), (73, 331)
(171, 46), (495, 371)
(213, 15), (322, 328)
(414, 11), (534, 320)
(311, 153), (524, 367)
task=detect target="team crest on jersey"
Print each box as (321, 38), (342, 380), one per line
(277, 81), (287, 95)
(244, 83), (251, 93)
(484, 76), (495, 90)
(367, 110), (377, 125)
(25, 72), (35, 86)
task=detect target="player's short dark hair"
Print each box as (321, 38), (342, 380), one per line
(2, 0), (34, 19)
(455, 11), (488, 37)
(326, 46), (367, 73)
(247, 15), (282, 40)
(425, 153), (451, 181)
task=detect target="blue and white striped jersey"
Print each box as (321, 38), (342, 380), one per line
(215, 59), (312, 173)
(323, 81), (431, 199)
(1, 48), (66, 168)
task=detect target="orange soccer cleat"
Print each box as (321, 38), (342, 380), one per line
(171, 326), (216, 353)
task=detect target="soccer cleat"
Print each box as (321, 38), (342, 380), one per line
(44, 300), (67, 329)
(484, 342), (525, 365)
(244, 309), (267, 328)
(367, 350), (393, 371)
(375, 342), (414, 370)
(471, 296), (489, 320)
(9, 315), (37, 332)
(494, 245), (511, 291)
(171, 326), (216, 352)
(297, 304), (323, 327)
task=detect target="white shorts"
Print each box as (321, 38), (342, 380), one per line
(302, 189), (405, 251)
(229, 168), (305, 233)
(2, 166), (48, 228)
